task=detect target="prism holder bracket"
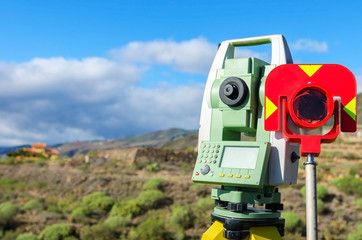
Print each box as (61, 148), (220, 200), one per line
(264, 64), (357, 156)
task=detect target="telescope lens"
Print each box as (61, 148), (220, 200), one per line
(293, 89), (328, 124)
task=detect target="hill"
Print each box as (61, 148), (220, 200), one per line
(53, 128), (197, 157)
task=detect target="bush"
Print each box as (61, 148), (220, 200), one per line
(317, 198), (324, 214)
(0, 201), (18, 226)
(145, 162), (160, 172)
(47, 205), (59, 213)
(21, 199), (43, 212)
(79, 223), (115, 240)
(38, 223), (74, 240)
(331, 176), (362, 197)
(281, 211), (303, 233)
(142, 178), (164, 190)
(81, 192), (115, 212)
(195, 197), (214, 212)
(170, 204), (195, 230)
(300, 184), (329, 200)
(71, 207), (91, 219)
(110, 199), (141, 218)
(104, 216), (129, 231)
(128, 218), (166, 240)
(15, 233), (38, 240)
(35, 158), (46, 166)
(137, 190), (167, 209)
(2, 157), (15, 165)
(0, 178), (26, 192)
(355, 198), (362, 210)
(348, 224), (362, 240)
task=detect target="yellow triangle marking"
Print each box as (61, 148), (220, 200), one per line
(298, 64), (323, 77)
(343, 97), (356, 121)
(265, 97), (278, 119)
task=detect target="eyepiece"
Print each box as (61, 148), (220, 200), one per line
(219, 77), (248, 107)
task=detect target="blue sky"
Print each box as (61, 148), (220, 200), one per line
(0, 0), (361, 145)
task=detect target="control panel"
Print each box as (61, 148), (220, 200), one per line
(192, 141), (271, 187)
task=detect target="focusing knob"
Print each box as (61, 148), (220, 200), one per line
(219, 77), (248, 107)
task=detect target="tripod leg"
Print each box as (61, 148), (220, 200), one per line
(202, 221), (227, 240)
(249, 226), (282, 240)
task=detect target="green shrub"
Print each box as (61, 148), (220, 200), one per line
(281, 211), (303, 233)
(343, 152), (361, 160)
(64, 237), (78, 240)
(1, 229), (21, 240)
(331, 176), (362, 197)
(28, 180), (48, 190)
(110, 199), (141, 218)
(316, 185), (329, 200)
(104, 216), (129, 231)
(38, 223), (74, 240)
(317, 198), (324, 214)
(87, 151), (98, 157)
(15, 233), (38, 240)
(347, 224), (362, 240)
(36, 158), (46, 166)
(128, 218), (166, 240)
(0, 201), (18, 226)
(300, 184), (329, 200)
(47, 205), (58, 213)
(71, 207), (91, 218)
(137, 190), (167, 209)
(355, 198), (362, 210)
(2, 157), (15, 165)
(81, 192), (115, 212)
(79, 223), (115, 240)
(170, 204), (195, 230)
(195, 197), (214, 212)
(21, 199), (43, 212)
(145, 162), (160, 172)
(0, 178), (26, 192)
(349, 164), (362, 176)
(186, 146), (195, 152)
(142, 178), (164, 190)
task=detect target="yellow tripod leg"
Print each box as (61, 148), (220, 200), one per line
(201, 221), (227, 240)
(249, 226), (282, 240)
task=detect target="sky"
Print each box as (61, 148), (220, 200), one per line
(0, 0), (361, 145)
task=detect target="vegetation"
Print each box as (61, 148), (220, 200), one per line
(281, 211), (304, 232)
(15, 233), (38, 240)
(81, 192), (115, 212)
(0, 201), (18, 228)
(348, 224), (362, 240)
(38, 223), (75, 240)
(331, 176), (362, 197)
(127, 218), (167, 240)
(142, 177), (164, 190)
(0, 129), (360, 239)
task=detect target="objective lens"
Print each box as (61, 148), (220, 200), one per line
(293, 89), (328, 125)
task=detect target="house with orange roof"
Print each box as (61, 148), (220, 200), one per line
(13, 143), (59, 161)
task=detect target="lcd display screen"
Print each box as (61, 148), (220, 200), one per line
(220, 146), (259, 169)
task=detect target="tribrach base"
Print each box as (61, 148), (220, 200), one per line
(207, 213), (284, 239)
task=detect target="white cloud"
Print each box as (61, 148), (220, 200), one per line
(0, 38), (213, 145)
(0, 37), (273, 145)
(109, 37), (217, 74)
(291, 39), (328, 53)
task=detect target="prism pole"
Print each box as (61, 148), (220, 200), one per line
(304, 154), (318, 240)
